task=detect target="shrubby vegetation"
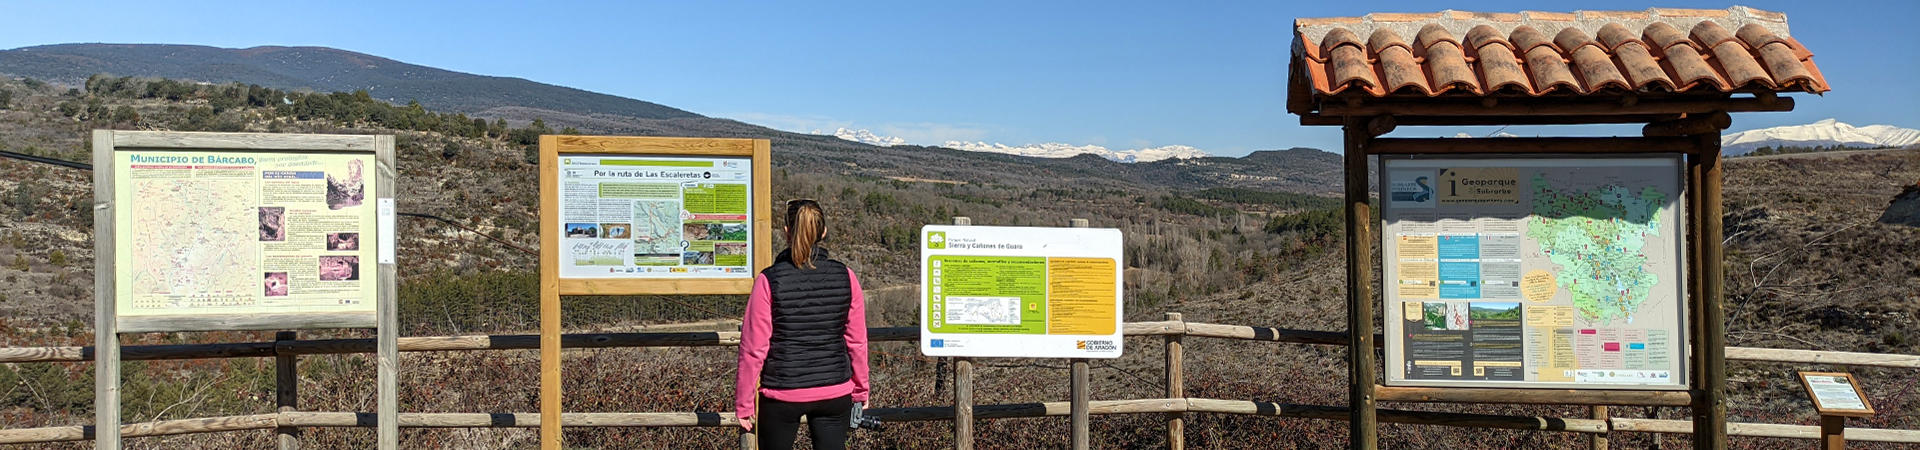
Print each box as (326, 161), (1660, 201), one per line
(1743, 143), (1889, 157)
(1264, 206), (1342, 241)
(66, 75), (559, 149)
(1150, 195), (1237, 217)
(5, 73), (1913, 448)
(1194, 187), (1341, 210)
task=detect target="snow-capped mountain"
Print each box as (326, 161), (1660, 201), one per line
(1722, 119), (1920, 155)
(938, 141), (1210, 163)
(827, 127), (1211, 162)
(831, 128), (907, 147)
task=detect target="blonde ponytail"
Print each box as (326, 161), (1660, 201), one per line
(785, 200), (826, 269)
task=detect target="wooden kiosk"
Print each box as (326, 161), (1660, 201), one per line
(1286, 7), (1829, 449)
(536, 135), (772, 449)
(92, 130), (400, 449)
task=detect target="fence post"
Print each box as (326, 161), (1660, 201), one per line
(951, 216), (975, 450)
(1164, 312), (1185, 450)
(1588, 405), (1607, 450)
(276, 331), (301, 450)
(1069, 218), (1091, 450)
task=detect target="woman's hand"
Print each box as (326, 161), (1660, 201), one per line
(738, 416), (753, 432)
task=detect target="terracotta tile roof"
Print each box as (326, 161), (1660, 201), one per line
(1290, 6), (1828, 104)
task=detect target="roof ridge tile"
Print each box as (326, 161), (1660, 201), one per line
(1288, 6), (1827, 109)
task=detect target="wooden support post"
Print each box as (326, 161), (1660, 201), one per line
(375, 134), (399, 450)
(950, 216), (974, 450)
(92, 129), (121, 450)
(1588, 406), (1608, 450)
(740, 429), (757, 450)
(1820, 415), (1845, 450)
(1342, 119), (1378, 450)
(955, 358), (974, 450)
(1674, 143), (1704, 450)
(1069, 217), (1091, 450)
(276, 331), (301, 450)
(1694, 133), (1729, 449)
(1072, 359), (1090, 450)
(1704, 134), (1735, 450)
(1164, 312), (1185, 450)
(538, 135), (563, 450)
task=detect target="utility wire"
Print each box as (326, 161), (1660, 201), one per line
(0, 149), (540, 257)
(0, 149), (90, 170)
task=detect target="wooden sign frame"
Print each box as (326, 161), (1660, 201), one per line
(1375, 154), (1692, 391)
(1798, 371), (1876, 417)
(92, 130), (400, 449)
(536, 135), (773, 449)
(1330, 122), (1732, 449)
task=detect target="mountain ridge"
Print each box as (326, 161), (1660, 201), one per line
(0, 43), (703, 120)
(0, 42), (1344, 192)
(1722, 118), (1920, 155)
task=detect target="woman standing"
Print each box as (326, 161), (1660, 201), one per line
(736, 199), (870, 450)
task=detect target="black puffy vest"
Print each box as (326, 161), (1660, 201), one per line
(759, 248), (854, 390)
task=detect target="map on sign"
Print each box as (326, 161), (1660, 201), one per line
(1527, 174), (1668, 326)
(130, 179), (258, 306)
(1381, 156), (1687, 390)
(632, 200), (684, 256)
(114, 150), (381, 323)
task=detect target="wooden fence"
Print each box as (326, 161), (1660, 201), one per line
(0, 313), (1916, 447)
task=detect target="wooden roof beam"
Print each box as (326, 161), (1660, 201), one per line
(1367, 136), (1697, 155)
(1301, 114), (1683, 126)
(1643, 111), (1733, 137)
(1315, 96), (1791, 117)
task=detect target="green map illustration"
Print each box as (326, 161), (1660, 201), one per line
(1524, 174), (1667, 325)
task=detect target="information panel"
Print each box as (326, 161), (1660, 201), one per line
(554, 154), (755, 279)
(113, 150), (379, 326)
(1799, 372), (1875, 416)
(919, 225), (1124, 358)
(1380, 156), (1688, 390)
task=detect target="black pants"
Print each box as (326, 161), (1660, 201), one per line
(757, 394), (851, 450)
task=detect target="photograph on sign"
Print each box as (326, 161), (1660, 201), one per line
(113, 150), (380, 327)
(919, 225), (1124, 359)
(553, 154), (755, 279)
(1380, 156), (1689, 390)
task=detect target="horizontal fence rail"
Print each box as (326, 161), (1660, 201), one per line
(6, 400), (1918, 444)
(1, 318), (1916, 445)
(4, 322), (1916, 368)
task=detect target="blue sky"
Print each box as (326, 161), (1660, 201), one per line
(3, 0), (1915, 156)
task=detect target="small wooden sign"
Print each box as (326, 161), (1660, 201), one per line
(1799, 371), (1875, 417)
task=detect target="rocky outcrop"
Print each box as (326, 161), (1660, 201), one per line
(1880, 180), (1920, 227)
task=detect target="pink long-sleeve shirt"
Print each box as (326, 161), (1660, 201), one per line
(734, 268), (869, 428)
